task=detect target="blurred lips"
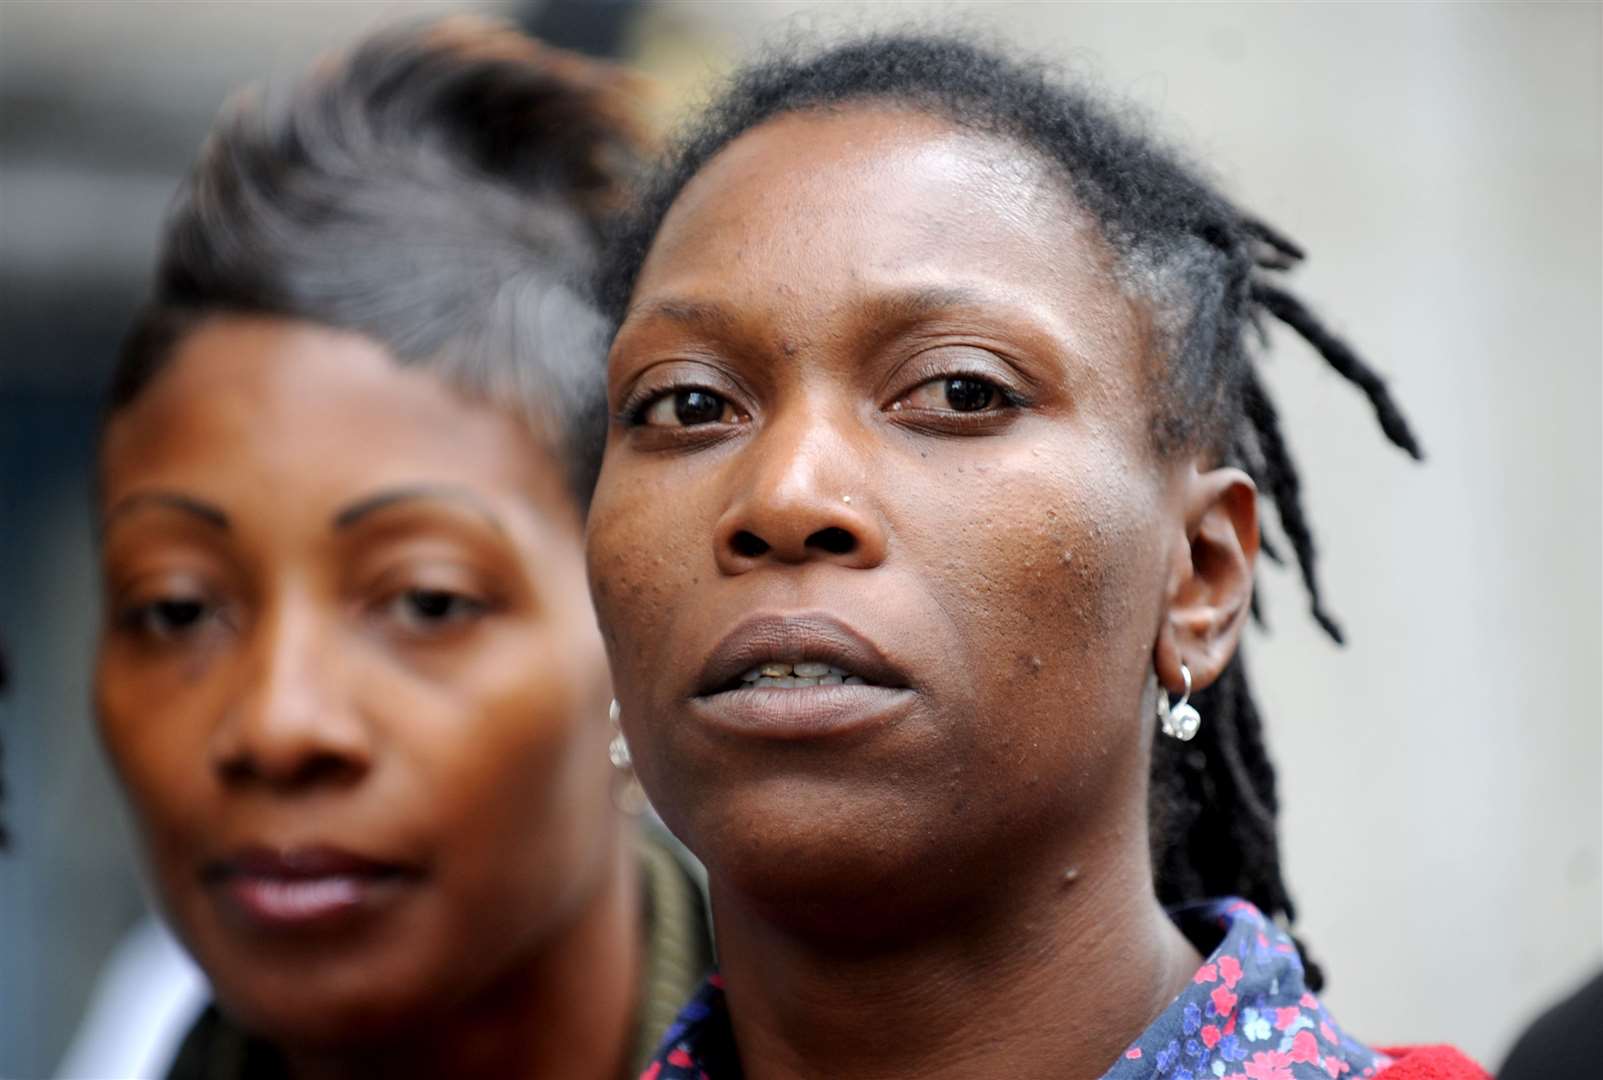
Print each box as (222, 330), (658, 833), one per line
(203, 845), (421, 932)
(691, 612), (915, 739)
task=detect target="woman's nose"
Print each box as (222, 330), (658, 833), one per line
(209, 599), (372, 791)
(713, 407), (888, 575)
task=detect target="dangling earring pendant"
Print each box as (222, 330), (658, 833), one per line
(606, 699), (648, 814)
(607, 698), (632, 769)
(1157, 662), (1203, 742)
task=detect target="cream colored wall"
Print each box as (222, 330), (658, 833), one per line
(642, 1), (1602, 1066)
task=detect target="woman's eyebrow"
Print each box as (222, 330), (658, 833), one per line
(862, 285), (988, 324)
(332, 485), (507, 535)
(627, 286), (992, 333)
(624, 298), (738, 333)
(103, 491), (230, 531)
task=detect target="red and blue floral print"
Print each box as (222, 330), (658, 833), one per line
(1102, 899), (1389, 1080)
(640, 897), (1393, 1080)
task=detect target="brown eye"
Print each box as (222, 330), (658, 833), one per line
(641, 389), (737, 428)
(387, 588), (488, 636)
(941, 378), (996, 412)
(895, 376), (1002, 413)
(121, 596), (214, 642)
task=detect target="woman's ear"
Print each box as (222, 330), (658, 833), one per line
(1153, 466), (1258, 695)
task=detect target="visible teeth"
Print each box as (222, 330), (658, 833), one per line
(844, 676), (865, 685)
(738, 662), (855, 684)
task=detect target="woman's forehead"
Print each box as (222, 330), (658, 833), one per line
(99, 316), (577, 526)
(628, 105), (1144, 370)
(649, 105), (1078, 268)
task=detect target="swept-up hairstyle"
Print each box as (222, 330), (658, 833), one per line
(599, 33), (1423, 989)
(108, 16), (641, 503)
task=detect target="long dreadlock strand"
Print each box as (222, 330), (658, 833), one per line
(1239, 364), (1347, 644)
(1251, 282), (1425, 461)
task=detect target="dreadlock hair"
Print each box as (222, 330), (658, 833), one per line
(108, 16), (644, 505)
(599, 32), (1423, 991)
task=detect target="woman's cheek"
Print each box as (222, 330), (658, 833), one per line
(911, 443), (1141, 640)
(586, 482), (685, 667)
(97, 668), (202, 854)
(925, 452), (1160, 721)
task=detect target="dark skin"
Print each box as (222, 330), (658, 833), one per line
(97, 317), (634, 1080)
(586, 107), (1259, 1079)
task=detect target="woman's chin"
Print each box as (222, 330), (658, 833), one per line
(215, 972), (442, 1050)
(687, 786), (983, 934)
(192, 927), (458, 1050)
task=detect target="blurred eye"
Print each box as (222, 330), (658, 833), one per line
(639, 389), (739, 428)
(894, 376), (1002, 413)
(386, 588), (489, 636)
(120, 596), (216, 643)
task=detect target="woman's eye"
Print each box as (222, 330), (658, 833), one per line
(640, 388), (737, 428)
(894, 376), (1003, 413)
(387, 588), (488, 634)
(121, 597), (214, 642)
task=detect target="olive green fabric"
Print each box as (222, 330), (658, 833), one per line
(165, 826), (712, 1080)
(627, 825), (713, 1076)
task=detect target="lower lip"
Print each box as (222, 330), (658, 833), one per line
(214, 874), (409, 931)
(691, 684), (915, 740)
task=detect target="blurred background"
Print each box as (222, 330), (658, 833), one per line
(2, 1), (1598, 1076)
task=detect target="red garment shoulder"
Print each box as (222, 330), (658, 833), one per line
(1375, 1045), (1490, 1080)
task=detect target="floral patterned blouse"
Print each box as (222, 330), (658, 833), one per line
(641, 897), (1393, 1080)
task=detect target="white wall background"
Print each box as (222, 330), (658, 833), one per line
(647, 1), (1603, 1066)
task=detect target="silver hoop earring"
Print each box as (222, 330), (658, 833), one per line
(607, 698), (632, 770)
(1157, 662), (1202, 742)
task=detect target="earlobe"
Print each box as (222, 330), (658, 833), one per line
(1154, 466), (1258, 695)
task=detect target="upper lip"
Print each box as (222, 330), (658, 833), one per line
(696, 612), (911, 695)
(202, 844), (416, 883)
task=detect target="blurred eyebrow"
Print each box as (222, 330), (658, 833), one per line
(333, 486), (506, 535)
(103, 492), (229, 531)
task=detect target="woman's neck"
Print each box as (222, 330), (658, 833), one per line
(284, 838), (642, 1080)
(713, 824), (1202, 1080)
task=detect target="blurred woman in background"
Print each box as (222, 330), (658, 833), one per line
(93, 19), (708, 1080)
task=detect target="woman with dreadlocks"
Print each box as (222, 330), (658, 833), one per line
(584, 32), (1486, 1080)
